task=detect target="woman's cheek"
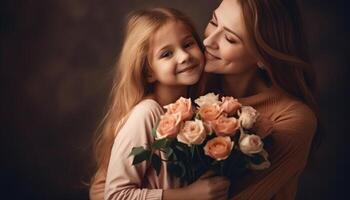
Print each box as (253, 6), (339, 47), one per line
(220, 43), (241, 62)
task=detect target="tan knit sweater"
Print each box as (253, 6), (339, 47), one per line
(230, 86), (317, 200)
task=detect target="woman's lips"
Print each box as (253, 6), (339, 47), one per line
(205, 50), (220, 60)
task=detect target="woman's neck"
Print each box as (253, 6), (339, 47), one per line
(148, 84), (188, 106)
(222, 69), (269, 98)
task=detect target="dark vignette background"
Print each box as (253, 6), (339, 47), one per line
(1, 0), (349, 199)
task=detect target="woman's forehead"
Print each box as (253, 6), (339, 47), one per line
(216, 0), (245, 35)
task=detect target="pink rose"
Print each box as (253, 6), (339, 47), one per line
(220, 96), (242, 115)
(204, 136), (234, 161)
(156, 113), (182, 139)
(177, 119), (206, 146)
(198, 104), (223, 123)
(239, 134), (263, 155)
(164, 97), (194, 121)
(211, 115), (240, 137)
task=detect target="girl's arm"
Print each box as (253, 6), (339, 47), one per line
(230, 103), (317, 200)
(104, 100), (163, 200)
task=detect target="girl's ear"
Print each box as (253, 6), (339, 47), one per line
(146, 71), (156, 83)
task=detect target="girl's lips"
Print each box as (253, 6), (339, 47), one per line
(177, 64), (197, 74)
(205, 50), (220, 60)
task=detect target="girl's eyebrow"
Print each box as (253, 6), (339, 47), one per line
(156, 45), (171, 55)
(213, 11), (243, 41)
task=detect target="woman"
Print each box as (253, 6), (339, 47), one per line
(201, 0), (320, 199)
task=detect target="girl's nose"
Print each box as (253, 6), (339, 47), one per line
(177, 49), (190, 64)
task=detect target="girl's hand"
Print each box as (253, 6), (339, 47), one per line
(184, 170), (231, 200)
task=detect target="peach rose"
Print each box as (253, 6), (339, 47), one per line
(211, 116), (240, 137)
(238, 106), (260, 129)
(194, 93), (221, 107)
(220, 96), (242, 115)
(198, 104), (223, 123)
(164, 97), (194, 121)
(177, 119), (206, 146)
(204, 136), (234, 161)
(156, 113), (182, 139)
(239, 134), (263, 155)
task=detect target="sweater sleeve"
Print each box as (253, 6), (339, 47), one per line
(104, 100), (164, 200)
(231, 102), (317, 200)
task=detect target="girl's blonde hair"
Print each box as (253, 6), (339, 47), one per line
(91, 7), (203, 182)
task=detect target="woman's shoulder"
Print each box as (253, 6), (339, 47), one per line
(276, 94), (316, 122)
(271, 96), (317, 139)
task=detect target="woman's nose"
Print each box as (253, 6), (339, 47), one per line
(203, 30), (220, 50)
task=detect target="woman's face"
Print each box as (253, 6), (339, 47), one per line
(203, 0), (258, 75)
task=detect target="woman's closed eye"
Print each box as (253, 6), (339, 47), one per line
(225, 35), (237, 44)
(209, 19), (218, 26)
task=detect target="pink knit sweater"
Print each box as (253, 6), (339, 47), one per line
(90, 99), (181, 200)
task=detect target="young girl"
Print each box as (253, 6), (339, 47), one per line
(89, 8), (230, 200)
(201, 0), (320, 199)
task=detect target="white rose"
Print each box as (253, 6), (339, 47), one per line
(194, 93), (221, 107)
(238, 106), (259, 129)
(239, 134), (263, 155)
(248, 149), (271, 170)
(177, 119), (207, 146)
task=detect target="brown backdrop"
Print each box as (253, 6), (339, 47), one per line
(2, 0), (349, 199)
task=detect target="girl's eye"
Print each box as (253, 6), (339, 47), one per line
(225, 35), (236, 44)
(184, 41), (194, 49)
(160, 51), (172, 58)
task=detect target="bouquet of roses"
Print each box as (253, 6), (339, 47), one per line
(129, 93), (271, 184)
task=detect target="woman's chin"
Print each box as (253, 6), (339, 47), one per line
(204, 62), (221, 73)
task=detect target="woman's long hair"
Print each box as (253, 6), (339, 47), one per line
(90, 7), (203, 184)
(203, 0), (322, 153)
(238, 0), (322, 151)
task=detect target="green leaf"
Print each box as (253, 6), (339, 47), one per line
(190, 145), (195, 159)
(152, 127), (157, 138)
(151, 154), (162, 176)
(132, 149), (151, 165)
(152, 138), (170, 149)
(175, 142), (188, 152)
(165, 147), (173, 159)
(129, 146), (146, 157)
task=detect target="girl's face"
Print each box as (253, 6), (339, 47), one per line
(148, 21), (204, 86)
(203, 0), (258, 75)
